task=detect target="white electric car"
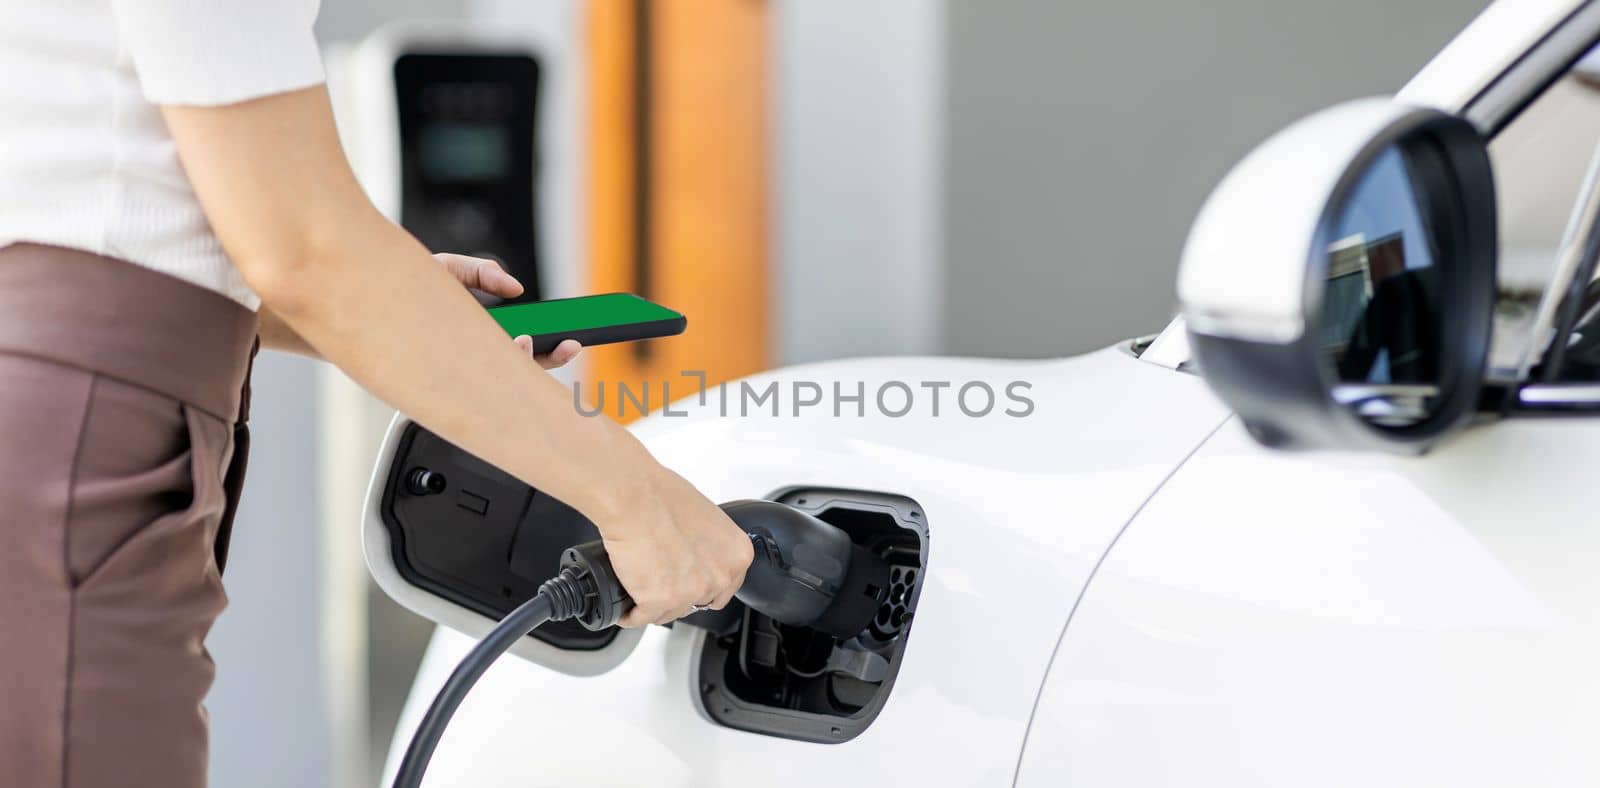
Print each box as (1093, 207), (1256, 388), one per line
(369, 2), (1600, 785)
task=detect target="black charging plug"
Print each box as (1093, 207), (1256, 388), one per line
(393, 500), (890, 788)
(551, 541), (632, 629)
(559, 501), (890, 639)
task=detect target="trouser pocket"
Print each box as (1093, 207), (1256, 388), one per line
(64, 373), (235, 788)
(0, 355), (237, 788)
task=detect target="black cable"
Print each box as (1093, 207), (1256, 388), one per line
(390, 541), (631, 787)
(392, 565), (600, 788)
(391, 593), (552, 788)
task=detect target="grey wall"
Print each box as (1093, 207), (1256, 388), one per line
(942, 0), (1488, 358)
(207, 355), (329, 788)
(774, 0), (945, 363)
(314, 0), (466, 41)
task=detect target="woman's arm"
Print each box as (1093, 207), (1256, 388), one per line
(162, 85), (750, 625)
(257, 306), (317, 358)
(259, 252), (583, 370)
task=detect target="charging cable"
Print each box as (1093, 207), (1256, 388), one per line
(391, 542), (629, 788)
(390, 500), (891, 787)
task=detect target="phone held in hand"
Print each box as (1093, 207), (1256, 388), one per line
(487, 293), (687, 355)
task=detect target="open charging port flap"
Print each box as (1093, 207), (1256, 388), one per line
(380, 423), (619, 651)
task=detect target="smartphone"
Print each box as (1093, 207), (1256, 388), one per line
(486, 293), (687, 355)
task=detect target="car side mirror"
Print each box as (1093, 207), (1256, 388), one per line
(1179, 98), (1497, 453)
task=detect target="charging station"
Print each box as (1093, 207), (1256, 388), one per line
(329, 22), (547, 291)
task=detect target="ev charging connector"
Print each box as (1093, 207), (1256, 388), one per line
(365, 415), (892, 788)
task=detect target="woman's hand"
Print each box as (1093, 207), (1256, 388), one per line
(598, 467), (755, 627)
(431, 253), (582, 370)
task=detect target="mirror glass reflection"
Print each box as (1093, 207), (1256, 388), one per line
(1319, 145), (1444, 426)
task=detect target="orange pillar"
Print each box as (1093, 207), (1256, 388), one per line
(585, 0), (769, 421)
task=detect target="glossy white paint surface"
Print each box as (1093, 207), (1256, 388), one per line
(384, 348), (1230, 786)
(1018, 417), (1600, 786)
(1400, 0), (1585, 116)
(1177, 99), (1423, 344)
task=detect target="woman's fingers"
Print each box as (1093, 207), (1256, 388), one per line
(603, 470), (754, 629)
(517, 337), (581, 370)
(434, 253), (578, 372)
(708, 586), (738, 611)
(611, 560), (714, 628)
(617, 584), (674, 628)
(540, 339), (582, 369)
(433, 252), (524, 299)
(476, 265), (524, 298)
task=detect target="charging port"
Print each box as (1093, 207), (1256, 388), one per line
(696, 488), (928, 743)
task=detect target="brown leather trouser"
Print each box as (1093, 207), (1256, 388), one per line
(0, 244), (259, 788)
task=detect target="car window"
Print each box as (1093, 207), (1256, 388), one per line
(1488, 47), (1600, 379)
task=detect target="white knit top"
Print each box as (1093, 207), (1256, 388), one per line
(0, 1), (327, 308)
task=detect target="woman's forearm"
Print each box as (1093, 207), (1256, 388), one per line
(161, 86), (657, 523)
(258, 306), (319, 358)
(268, 212), (656, 519)
(256, 255), (552, 363)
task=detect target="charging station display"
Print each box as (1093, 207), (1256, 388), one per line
(395, 52), (542, 296)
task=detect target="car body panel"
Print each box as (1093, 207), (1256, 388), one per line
(383, 348), (1231, 785)
(1017, 417), (1600, 786)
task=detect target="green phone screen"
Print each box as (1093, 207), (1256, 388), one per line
(487, 293), (682, 337)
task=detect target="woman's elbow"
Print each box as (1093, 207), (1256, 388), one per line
(236, 247), (326, 321)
